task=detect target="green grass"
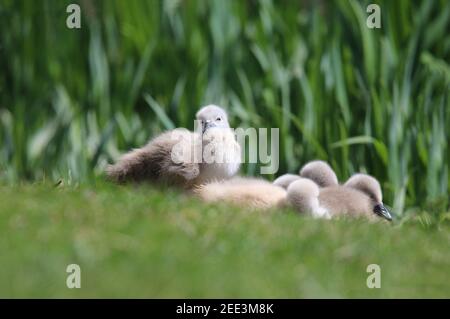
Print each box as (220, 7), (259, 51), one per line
(1, 184), (449, 298)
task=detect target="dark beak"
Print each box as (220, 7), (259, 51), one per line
(202, 122), (215, 134)
(373, 203), (393, 221)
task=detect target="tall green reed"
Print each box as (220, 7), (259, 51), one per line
(0, 0), (448, 214)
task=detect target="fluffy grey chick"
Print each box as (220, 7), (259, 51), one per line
(194, 177), (287, 210)
(106, 104), (241, 187)
(194, 104), (241, 184)
(273, 174), (301, 189)
(299, 160), (338, 188)
(105, 128), (200, 187)
(273, 160), (338, 189)
(287, 174), (392, 221)
(344, 174), (392, 221)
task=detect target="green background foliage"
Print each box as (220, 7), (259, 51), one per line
(0, 0), (449, 215)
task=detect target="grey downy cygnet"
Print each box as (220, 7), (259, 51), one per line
(194, 105), (241, 184)
(273, 160), (338, 189)
(287, 171), (392, 221)
(273, 173), (302, 189)
(299, 160), (338, 187)
(106, 104), (241, 188)
(194, 177), (287, 210)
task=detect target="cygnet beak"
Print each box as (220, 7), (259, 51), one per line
(202, 121), (216, 134)
(373, 203), (393, 221)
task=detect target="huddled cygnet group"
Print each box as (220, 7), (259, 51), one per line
(107, 105), (392, 222)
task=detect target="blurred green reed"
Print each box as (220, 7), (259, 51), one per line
(0, 0), (449, 215)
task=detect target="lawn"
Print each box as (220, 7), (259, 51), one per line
(1, 183), (449, 298)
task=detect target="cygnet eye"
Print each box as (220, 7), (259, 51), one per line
(216, 117), (222, 121)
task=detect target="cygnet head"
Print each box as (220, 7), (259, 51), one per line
(273, 173), (301, 189)
(287, 178), (330, 219)
(299, 160), (338, 188)
(196, 104), (230, 134)
(344, 174), (392, 221)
